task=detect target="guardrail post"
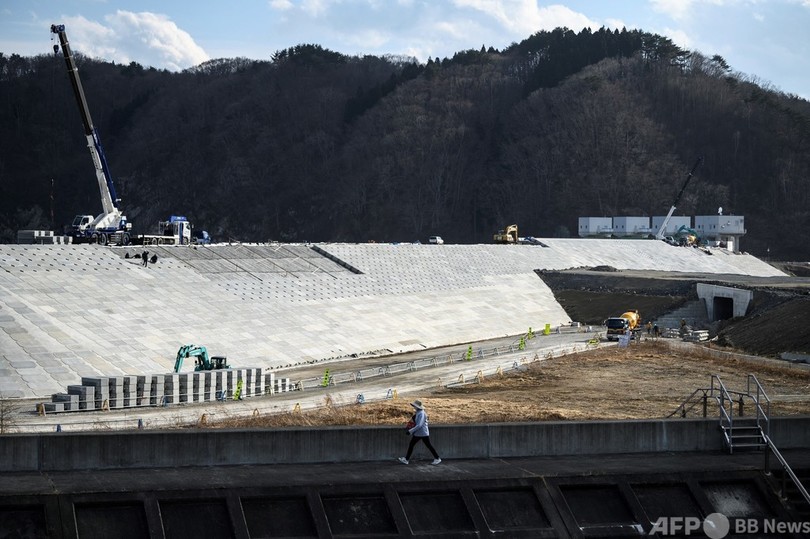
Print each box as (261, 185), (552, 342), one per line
(702, 395), (707, 418)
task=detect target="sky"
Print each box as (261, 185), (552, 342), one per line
(1, 0), (808, 98)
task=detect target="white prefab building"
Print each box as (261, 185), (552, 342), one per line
(651, 215), (692, 236)
(695, 215), (746, 253)
(612, 216), (651, 237)
(578, 217), (613, 237)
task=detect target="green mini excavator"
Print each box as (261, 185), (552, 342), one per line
(173, 344), (230, 373)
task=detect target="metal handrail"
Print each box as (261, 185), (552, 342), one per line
(747, 374), (771, 438)
(667, 388), (709, 418)
(763, 434), (810, 508)
(710, 375), (735, 448)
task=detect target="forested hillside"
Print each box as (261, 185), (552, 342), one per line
(1, 27), (809, 259)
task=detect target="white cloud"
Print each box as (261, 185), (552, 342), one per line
(301, 0), (331, 17)
(661, 27), (692, 48)
(452, 1), (600, 36)
(62, 10), (208, 71)
(650, 0), (697, 21)
(346, 28), (390, 49)
(269, 0), (295, 10)
(604, 18), (629, 30)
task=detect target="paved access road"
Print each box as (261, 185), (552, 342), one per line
(13, 327), (608, 433)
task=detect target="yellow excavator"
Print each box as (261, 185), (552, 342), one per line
(173, 344), (230, 372)
(494, 224), (518, 244)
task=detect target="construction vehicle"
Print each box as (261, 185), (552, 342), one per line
(173, 344), (230, 373)
(655, 157), (704, 241)
(605, 310), (641, 341)
(51, 24), (132, 246)
(494, 224), (518, 244)
(672, 225), (703, 247)
(137, 216), (194, 246)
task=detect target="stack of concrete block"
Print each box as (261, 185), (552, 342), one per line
(50, 393), (78, 411)
(164, 374), (181, 404)
(67, 384), (95, 410)
(212, 371), (227, 400)
(16, 230), (53, 244)
(150, 374), (165, 405)
(122, 376), (137, 407)
(136, 375), (153, 406)
(108, 378), (124, 408)
(253, 368), (264, 396)
(81, 377), (110, 410)
(39, 368), (278, 412)
(267, 373), (293, 395)
(42, 401), (65, 413)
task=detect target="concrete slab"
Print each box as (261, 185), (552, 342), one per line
(0, 242), (787, 400)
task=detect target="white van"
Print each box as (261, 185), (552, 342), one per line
(428, 236), (444, 244)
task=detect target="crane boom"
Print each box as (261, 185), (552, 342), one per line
(51, 23), (128, 243)
(655, 156), (704, 240)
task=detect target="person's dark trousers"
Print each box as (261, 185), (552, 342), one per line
(406, 435), (439, 460)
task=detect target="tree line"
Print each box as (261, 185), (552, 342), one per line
(1, 27), (808, 259)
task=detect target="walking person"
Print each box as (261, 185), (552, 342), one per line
(141, 250), (149, 267)
(398, 400), (441, 465)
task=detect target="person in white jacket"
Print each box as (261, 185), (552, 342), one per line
(398, 400), (441, 465)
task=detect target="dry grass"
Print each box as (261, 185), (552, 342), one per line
(202, 341), (810, 429)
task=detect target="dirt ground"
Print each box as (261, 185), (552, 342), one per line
(209, 270), (810, 429)
(215, 340), (810, 429)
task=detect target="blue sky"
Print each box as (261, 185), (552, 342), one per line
(1, 0), (808, 98)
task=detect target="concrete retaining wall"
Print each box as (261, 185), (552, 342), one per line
(3, 417), (808, 473)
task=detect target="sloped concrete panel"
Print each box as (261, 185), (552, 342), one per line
(0, 241), (785, 399)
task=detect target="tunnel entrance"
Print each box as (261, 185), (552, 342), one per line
(712, 296), (734, 321)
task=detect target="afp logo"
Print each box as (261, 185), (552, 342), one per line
(650, 513), (729, 538)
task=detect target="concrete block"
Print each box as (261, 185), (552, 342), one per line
(203, 372), (215, 401)
(137, 375), (153, 406)
(214, 371), (226, 400)
(270, 375), (292, 394)
(163, 374), (179, 405)
(192, 372), (204, 402)
(81, 377), (110, 409)
(265, 372), (275, 395)
(225, 370), (235, 398)
(244, 369), (253, 398)
(43, 402), (65, 412)
(67, 385), (95, 410)
(254, 368), (264, 396)
(108, 377), (124, 409)
(123, 375), (137, 407)
(52, 393), (79, 411)
(150, 375), (165, 405)
(177, 373), (190, 403)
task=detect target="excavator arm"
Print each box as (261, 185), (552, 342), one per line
(174, 344), (209, 373)
(173, 344), (229, 372)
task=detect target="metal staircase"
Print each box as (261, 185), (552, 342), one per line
(671, 375), (810, 515)
(669, 374), (769, 453)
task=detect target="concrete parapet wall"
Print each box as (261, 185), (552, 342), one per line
(2, 417), (808, 473)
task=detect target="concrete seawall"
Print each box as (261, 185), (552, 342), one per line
(4, 417), (808, 473)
